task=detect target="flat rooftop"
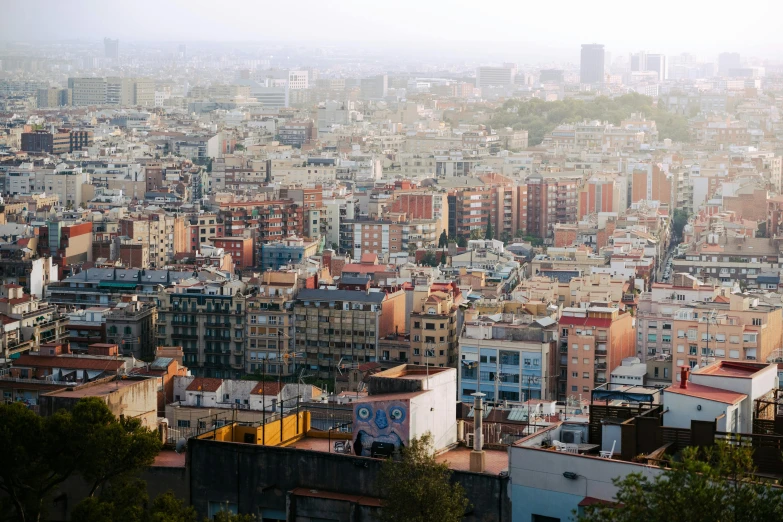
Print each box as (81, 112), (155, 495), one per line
(289, 436), (508, 474)
(45, 378), (141, 398)
(696, 361), (769, 379)
(152, 450), (186, 468)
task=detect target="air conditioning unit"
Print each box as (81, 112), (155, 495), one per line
(466, 432), (474, 447)
(561, 429), (583, 444)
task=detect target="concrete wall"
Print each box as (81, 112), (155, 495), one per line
(510, 444), (663, 522)
(663, 391), (738, 432)
(188, 438), (509, 521)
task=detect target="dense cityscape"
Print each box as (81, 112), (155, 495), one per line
(2, 2), (783, 521)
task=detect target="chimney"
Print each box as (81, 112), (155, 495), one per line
(469, 392), (486, 472)
(680, 366), (689, 389)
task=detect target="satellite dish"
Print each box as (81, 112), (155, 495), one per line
(175, 438), (187, 454)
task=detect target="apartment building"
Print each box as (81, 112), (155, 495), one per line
(156, 279), (248, 378)
(211, 237), (254, 270)
(409, 282), (461, 368)
(0, 284), (69, 359)
(557, 305), (635, 400)
(68, 77), (108, 106)
(524, 174), (581, 238)
(671, 293), (783, 369)
(245, 271), (297, 376)
(105, 300), (157, 359)
(292, 288), (406, 378)
(340, 217), (438, 260)
(189, 213), (225, 252)
(119, 211), (188, 268)
(631, 165), (672, 206)
(636, 274), (721, 361)
(36, 87), (71, 108)
(218, 199), (303, 242)
(32, 167), (89, 206)
(476, 66), (515, 88)
(671, 236), (781, 289)
(458, 315), (557, 403)
(530, 246), (608, 278)
(259, 236), (319, 270)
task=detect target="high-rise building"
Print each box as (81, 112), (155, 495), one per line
(646, 54), (668, 81)
(630, 51), (647, 72)
(476, 66), (515, 88)
(580, 44), (605, 84)
(104, 38), (119, 60)
(177, 44), (187, 60)
(360, 75), (388, 99)
(718, 52), (741, 76)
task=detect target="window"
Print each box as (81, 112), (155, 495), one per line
(414, 322), (420, 329)
(177, 420), (190, 428)
(647, 334), (657, 342)
(572, 372), (578, 378)
(571, 357), (578, 364)
(752, 318), (762, 326)
(583, 372), (590, 379)
(689, 345), (697, 356)
(743, 333), (757, 343)
(716, 334), (726, 342)
(730, 335), (740, 344)
(663, 367), (669, 379)
(583, 344), (590, 351)
(677, 329), (685, 338)
(583, 358), (589, 364)
(414, 348), (420, 355)
(572, 344), (579, 351)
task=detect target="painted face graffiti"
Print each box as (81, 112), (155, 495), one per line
(353, 401), (408, 457)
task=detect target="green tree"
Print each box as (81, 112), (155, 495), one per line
(671, 208), (689, 239)
(469, 228), (483, 240)
(499, 231), (512, 245)
(379, 433), (469, 522)
(485, 221), (493, 240)
(579, 443), (783, 522)
(456, 236), (467, 248)
(438, 230), (448, 248)
(757, 221), (767, 238)
(0, 398), (162, 522)
(147, 491), (199, 522)
(421, 252), (439, 267)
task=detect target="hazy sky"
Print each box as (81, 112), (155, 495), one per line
(2, 0), (780, 59)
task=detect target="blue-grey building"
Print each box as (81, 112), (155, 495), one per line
(259, 237), (318, 271)
(459, 316), (557, 403)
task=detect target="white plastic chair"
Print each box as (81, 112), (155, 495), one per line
(600, 440), (616, 459)
(552, 440), (565, 451)
(564, 443), (579, 454)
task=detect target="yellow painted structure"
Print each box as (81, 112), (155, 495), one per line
(196, 411), (310, 446)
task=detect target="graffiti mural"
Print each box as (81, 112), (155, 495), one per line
(352, 400), (410, 457)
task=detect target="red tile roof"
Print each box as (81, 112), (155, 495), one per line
(664, 382), (746, 404)
(186, 377), (223, 392)
(359, 253), (378, 264)
(250, 381), (283, 396)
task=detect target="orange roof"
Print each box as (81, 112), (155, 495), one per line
(359, 253), (378, 264)
(186, 377), (223, 392)
(250, 381), (283, 396)
(664, 383), (746, 404)
(341, 263), (392, 274)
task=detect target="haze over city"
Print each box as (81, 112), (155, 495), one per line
(3, 2), (783, 522)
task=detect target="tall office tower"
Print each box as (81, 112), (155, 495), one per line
(104, 38), (119, 60)
(646, 54), (668, 81)
(476, 65), (516, 88)
(630, 51), (647, 71)
(178, 44), (187, 60)
(718, 52), (741, 76)
(580, 44), (605, 84)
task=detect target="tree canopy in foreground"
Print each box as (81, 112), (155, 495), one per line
(578, 443), (783, 522)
